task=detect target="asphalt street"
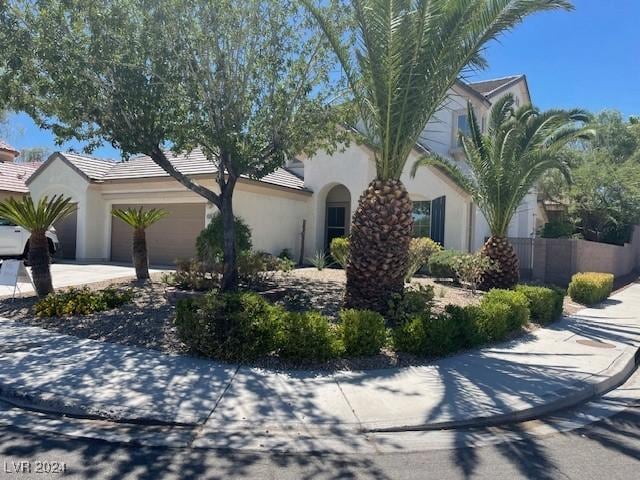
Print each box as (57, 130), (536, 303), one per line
(0, 403), (638, 480)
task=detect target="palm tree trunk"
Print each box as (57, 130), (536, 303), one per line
(28, 231), (53, 298)
(133, 227), (149, 280)
(345, 179), (413, 314)
(479, 236), (519, 290)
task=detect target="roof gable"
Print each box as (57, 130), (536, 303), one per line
(27, 149), (307, 192)
(467, 75), (525, 98)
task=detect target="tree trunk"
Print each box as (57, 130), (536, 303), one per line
(132, 227), (150, 280)
(479, 235), (519, 290)
(220, 189), (238, 292)
(345, 179), (413, 314)
(29, 231), (53, 298)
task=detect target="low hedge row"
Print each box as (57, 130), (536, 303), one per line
(567, 272), (614, 305)
(175, 292), (389, 362)
(392, 288), (531, 356)
(515, 284), (565, 324)
(176, 285), (563, 363)
(35, 286), (134, 317)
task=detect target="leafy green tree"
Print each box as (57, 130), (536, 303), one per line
(414, 95), (592, 289)
(1, 0), (347, 291)
(304, 0), (574, 311)
(0, 195), (76, 297)
(112, 207), (169, 280)
(569, 153), (640, 244)
(591, 111), (640, 162)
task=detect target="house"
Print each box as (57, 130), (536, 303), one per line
(26, 75), (538, 265)
(0, 140), (41, 201)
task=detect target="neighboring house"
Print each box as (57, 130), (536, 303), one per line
(26, 75), (538, 265)
(0, 140), (41, 201)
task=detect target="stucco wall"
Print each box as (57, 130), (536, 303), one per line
(303, 142), (473, 253)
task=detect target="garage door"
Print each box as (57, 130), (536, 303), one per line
(110, 203), (206, 265)
(54, 208), (77, 260)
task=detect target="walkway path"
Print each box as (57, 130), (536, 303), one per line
(0, 282), (639, 443)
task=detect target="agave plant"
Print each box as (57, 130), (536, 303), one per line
(413, 94), (593, 288)
(0, 195), (76, 297)
(303, 0), (574, 312)
(112, 207), (169, 280)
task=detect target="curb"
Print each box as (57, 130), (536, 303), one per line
(0, 383), (201, 427)
(365, 346), (640, 433)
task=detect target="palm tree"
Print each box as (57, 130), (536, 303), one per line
(112, 207), (169, 280)
(303, 0), (574, 312)
(0, 195), (76, 297)
(414, 94), (593, 289)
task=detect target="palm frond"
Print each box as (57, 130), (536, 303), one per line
(303, 0), (573, 181)
(0, 195), (76, 232)
(112, 207), (169, 229)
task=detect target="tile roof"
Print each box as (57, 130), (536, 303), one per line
(467, 75), (524, 97)
(0, 161), (41, 193)
(53, 149), (307, 192)
(0, 140), (20, 156)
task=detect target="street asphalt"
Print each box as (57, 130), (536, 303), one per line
(0, 403), (637, 479)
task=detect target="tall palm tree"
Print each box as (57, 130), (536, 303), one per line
(0, 195), (76, 297)
(414, 94), (593, 288)
(112, 207), (169, 280)
(303, 0), (574, 312)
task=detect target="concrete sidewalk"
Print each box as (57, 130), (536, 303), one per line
(0, 282), (639, 437)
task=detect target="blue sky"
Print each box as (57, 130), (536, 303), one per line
(3, 0), (639, 159)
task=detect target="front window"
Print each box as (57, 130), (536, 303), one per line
(457, 114), (471, 145)
(412, 201), (431, 238)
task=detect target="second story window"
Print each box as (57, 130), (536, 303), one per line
(456, 113), (471, 146)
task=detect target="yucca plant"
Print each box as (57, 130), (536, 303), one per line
(112, 207), (169, 280)
(0, 195), (76, 297)
(303, 0), (574, 312)
(413, 95), (593, 288)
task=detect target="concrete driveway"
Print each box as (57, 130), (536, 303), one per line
(0, 262), (170, 298)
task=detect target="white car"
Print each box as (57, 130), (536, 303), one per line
(0, 219), (60, 259)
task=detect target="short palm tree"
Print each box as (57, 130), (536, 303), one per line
(112, 207), (169, 280)
(303, 0), (573, 312)
(0, 195), (76, 297)
(413, 94), (593, 289)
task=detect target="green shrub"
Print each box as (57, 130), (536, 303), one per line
(278, 248), (293, 260)
(515, 285), (565, 324)
(174, 291), (283, 361)
(392, 309), (473, 356)
(444, 304), (484, 347)
(163, 259), (216, 291)
(481, 289), (530, 331)
(568, 272), (614, 305)
(35, 286), (133, 317)
(330, 237), (350, 268)
(196, 214), (252, 267)
(339, 309), (386, 356)
(452, 252), (497, 292)
(386, 284), (434, 325)
(541, 220), (575, 239)
(279, 311), (342, 362)
(392, 315), (428, 355)
(405, 237), (442, 281)
(474, 301), (510, 342)
(428, 250), (465, 279)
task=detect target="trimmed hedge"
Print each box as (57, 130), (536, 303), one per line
(175, 291), (283, 361)
(481, 289), (530, 331)
(393, 288), (531, 356)
(428, 249), (465, 279)
(516, 285), (565, 324)
(279, 311), (342, 362)
(339, 309), (387, 357)
(568, 272), (614, 305)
